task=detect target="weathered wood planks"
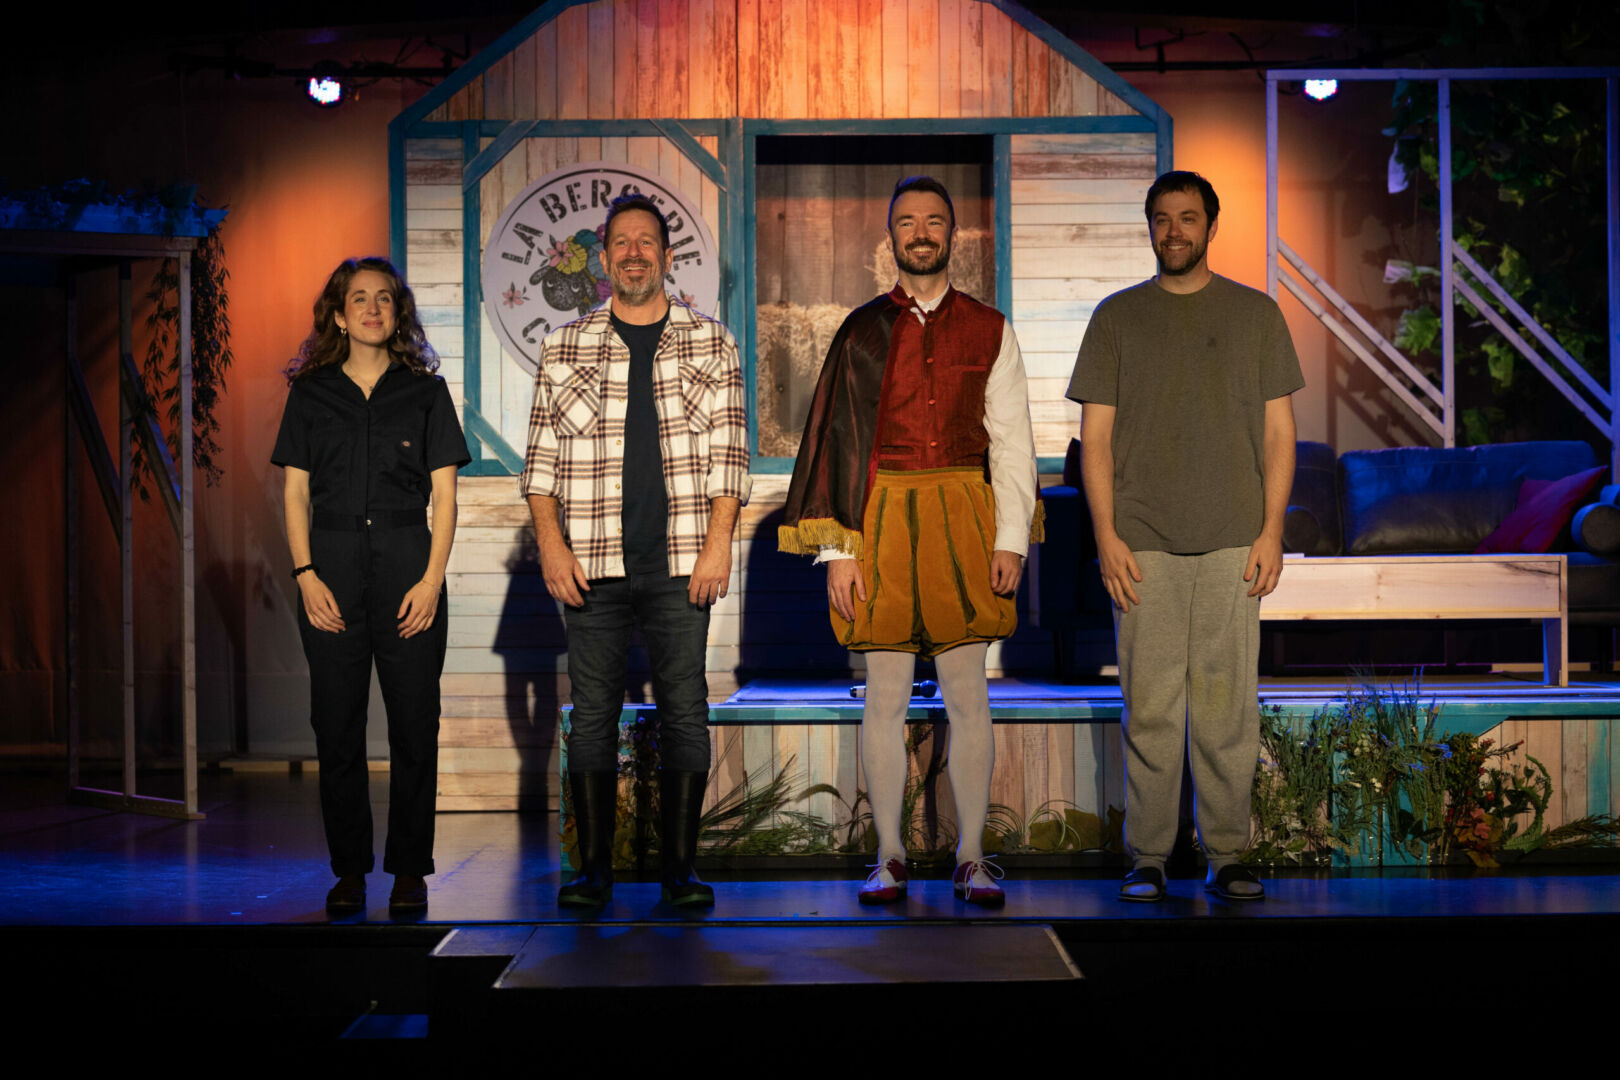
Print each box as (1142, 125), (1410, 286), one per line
(424, 2), (1147, 123)
(1006, 130), (1155, 454)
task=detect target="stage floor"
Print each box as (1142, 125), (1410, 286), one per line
(3, 770), (1617, 929)
(6, 766), (1618, 1045)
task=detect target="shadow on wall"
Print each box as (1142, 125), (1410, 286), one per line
(737, 506), (857, 686)
(494, 531), (565, 812)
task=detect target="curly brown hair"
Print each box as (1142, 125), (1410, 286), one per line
(286, 256), (439, 382)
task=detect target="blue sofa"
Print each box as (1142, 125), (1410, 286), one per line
(1037, 439), (1620, 676)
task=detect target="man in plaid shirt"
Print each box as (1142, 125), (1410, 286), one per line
(521, 193), (750, 909)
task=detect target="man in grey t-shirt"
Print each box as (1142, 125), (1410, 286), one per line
(1067, 170), (1304, 903)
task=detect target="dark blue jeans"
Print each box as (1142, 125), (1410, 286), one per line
(564, 573), (712, 774)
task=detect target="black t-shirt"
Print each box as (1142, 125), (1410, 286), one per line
(611, 311), (670, 575)
(271, 362), (471, 516)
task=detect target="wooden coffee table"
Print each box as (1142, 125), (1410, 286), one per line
(1261, 554), (1568, 686)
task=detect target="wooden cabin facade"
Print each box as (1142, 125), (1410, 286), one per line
(389, 0), (1170, 824)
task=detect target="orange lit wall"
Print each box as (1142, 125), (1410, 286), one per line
(1, 17), (1435, 757)
(0, 34), (457, 757)
(1113, 66), (1436, 453)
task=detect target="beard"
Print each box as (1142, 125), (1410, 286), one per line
(895, 236), (951, 276)
(609, 258), (665, 305)
(1153, 235), (1208, 276)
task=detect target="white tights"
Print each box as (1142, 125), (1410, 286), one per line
(860, 643), (994, 865)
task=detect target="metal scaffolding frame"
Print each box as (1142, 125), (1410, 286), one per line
(2, 226), (211, 819)
(1266, 67), (1620, 471)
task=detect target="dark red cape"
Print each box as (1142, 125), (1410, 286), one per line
(777, 293), (904, 557)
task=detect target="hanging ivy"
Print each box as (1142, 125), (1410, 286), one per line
(139, 223), (232, 492)
(0, 179), (231, 496)
(0, 180), (230, 495)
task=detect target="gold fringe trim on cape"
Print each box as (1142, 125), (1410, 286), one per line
(1028, 498), (1047, 544)
(778, 518), (865, 558)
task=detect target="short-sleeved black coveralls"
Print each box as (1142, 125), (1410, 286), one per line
(272, 362), (470, 877)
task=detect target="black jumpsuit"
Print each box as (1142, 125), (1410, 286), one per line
(271, 362), (471, 877)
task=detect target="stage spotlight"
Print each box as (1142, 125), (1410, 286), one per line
(307, 64), (344, 107)
(308, 75), (343, 107)
(1303, 78), (1338, 102)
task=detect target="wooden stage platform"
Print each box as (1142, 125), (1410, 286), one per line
(715, 673), (1620, 731)
(552, 674), (1620, 859)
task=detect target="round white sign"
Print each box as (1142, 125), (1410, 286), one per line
(481, 161), (720, 374)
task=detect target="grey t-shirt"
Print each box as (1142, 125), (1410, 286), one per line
(1066, 274), (1305, 554)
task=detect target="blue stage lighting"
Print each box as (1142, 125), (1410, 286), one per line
(1304, 78), (1338, 102)
(307, 75), (343, 107)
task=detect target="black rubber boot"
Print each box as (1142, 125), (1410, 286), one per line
(659, 769), (715, 908)
(558, 771), (617, 908)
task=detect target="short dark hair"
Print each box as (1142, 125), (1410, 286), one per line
(603, 192), (670, 249)
(1145, 170), (1220, 224)
(888, 175), (955, 229)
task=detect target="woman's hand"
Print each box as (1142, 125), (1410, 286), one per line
(299, 574), (346, 633)
(397, 579), (442, 638)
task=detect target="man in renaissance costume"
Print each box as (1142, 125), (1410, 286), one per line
(779, 176), (1042, 906)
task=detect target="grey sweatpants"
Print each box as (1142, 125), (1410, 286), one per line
(1112, 546), (1261, 869)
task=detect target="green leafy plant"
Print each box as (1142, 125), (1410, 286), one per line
(1250, 702), (1340, 864)
(1249, 676), (1620, 867)
(698, 754), (839, 856)
(1024, 800), (1124, 855)
(1384, 70), (1607, 445)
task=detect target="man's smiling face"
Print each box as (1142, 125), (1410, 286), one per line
(1149, 188), (1217, 277)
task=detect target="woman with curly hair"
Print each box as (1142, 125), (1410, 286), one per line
(272, 256), (470, 915)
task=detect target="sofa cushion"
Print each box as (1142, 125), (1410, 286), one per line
(1340, 441), (1599, 554)
(1282, 506), (1323, 555)
(1476, 466), (1607, 553)
(1574, 502), (1620, 558)
(1286, 441), (1341, 555)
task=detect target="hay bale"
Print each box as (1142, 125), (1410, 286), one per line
(869, 227), (995, 303)
(754, 302), (855, 458)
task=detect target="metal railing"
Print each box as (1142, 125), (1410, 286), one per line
(1265, 67), (1620, 468)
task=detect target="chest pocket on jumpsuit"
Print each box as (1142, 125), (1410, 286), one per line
(375, 399), (430, 496)
(308, 407), (352, 481)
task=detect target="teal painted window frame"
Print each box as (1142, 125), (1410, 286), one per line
(393, 112), (1168, 478)
(386, 0), (1174, 478)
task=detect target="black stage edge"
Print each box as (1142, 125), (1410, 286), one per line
(10, 874), (1618, 1048)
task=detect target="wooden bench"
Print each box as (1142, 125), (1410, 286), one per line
(1263, 553), (1568, 686)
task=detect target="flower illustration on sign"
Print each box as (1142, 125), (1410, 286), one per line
(483, 162), (721, 376)
(538, 227), (607, 317)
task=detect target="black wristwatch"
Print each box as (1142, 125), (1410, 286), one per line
(291, 563), (319, 580)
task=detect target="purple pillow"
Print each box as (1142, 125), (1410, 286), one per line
(1475, 466), (1608, 553)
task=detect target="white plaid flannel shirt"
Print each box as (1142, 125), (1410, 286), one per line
(519, 298), (751, 580)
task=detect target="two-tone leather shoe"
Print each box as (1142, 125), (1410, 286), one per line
(952, 857), (1006, 907)
(857, 858), (909, 904)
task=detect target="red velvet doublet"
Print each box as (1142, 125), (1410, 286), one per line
(870, 285), (1006, 484)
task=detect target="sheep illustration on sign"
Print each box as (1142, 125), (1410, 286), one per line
(482, 161), (720, 376)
